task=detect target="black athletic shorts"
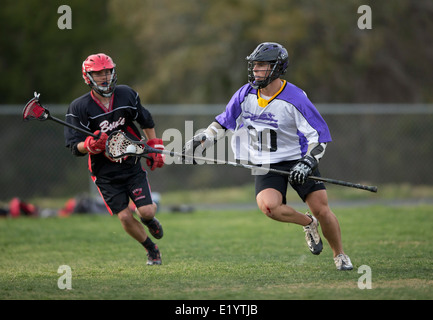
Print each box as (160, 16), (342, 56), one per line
(93, 170), (154, 215)
(255, 160), (326, 203)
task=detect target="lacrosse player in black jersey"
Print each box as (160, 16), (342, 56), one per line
(64, 53), (164, 265)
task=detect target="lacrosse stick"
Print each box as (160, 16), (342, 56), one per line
(106, 131), (378, 193)
(23, 92), (99, 138)
(23, 92), (152, 162)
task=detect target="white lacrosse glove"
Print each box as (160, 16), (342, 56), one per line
(182, 121), (226, 164)
(182, 133), (214, 164)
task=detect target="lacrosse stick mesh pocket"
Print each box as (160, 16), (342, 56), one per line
(23, 100), (48, 121)
(107, 131), (144, 158)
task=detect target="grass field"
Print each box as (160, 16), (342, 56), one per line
(0, 199), (432, 301)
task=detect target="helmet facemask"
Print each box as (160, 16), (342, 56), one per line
(246, 42), (289, 90)
(247, 61), (280, 90)
(86, 68), (117, 97)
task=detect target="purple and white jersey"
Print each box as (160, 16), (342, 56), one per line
(215, 80), (331, 164)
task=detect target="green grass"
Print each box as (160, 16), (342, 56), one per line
(159, 182), (433, 205)
(0, 205), (432, 300)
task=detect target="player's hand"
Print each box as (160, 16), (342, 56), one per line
(83, 130), (108, 155)
(182, 133), (212, 164)
(182, 135), (204, 164)
(288, 155), (318, 185)
(146, 138), (165, 170)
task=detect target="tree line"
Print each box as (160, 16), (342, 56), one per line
(1, 0), (432, 105)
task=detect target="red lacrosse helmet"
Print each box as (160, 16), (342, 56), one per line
(82, 53), (117, 97)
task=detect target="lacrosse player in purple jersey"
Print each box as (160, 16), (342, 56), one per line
(64, 53), (164, 265)
(184, 42), (352, 270)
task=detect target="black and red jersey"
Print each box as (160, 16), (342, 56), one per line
(64, 85), (155, 179)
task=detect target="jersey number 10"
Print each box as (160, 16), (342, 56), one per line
(247, 126), (278, 152)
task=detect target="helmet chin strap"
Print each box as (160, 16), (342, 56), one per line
(97, 86), (114, 98)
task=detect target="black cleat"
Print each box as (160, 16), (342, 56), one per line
(142, 217), (164, 239)
(146, 245), (162, 265)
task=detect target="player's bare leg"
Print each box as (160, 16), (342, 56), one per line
(117, 207), (161, 265)
(305, 190), (342, 256)
(136, 203), (157, 220)
(117, 208), (148, 242)
(136, 203), (164, 239)
(305, 190), (353, 270)
(256, 188), (312, 225)
(256, 188), (323, 255)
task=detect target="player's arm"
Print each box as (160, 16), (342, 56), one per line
(202, 121), (227, 141)
(195, 121), (227, 149)
(183, 121), (227, 159)
(287, 97), (331, 184)
(65, 103), (107, 156)
(65, 122), (107, 155)
(65, 108), (87, 156)
(76, 141), (87, 154)
(72, 130), (108, 155)
(68, 136), (107, 156)
(182, 85), (245, 160)
(306, 142), (327, 163)
(142, 128), (157, 140)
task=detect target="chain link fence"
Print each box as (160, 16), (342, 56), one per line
(1, 104), (432, 202)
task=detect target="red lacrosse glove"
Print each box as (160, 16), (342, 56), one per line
(83, 130), (108, 155)
(146, 138), (165, 171)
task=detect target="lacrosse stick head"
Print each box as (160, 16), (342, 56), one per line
(106, 131), (146, 159)
(23, 92), (50, 121)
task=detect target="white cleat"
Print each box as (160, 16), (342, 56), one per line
(334, 253), (353, 271)
(303, 213), (323, 255)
